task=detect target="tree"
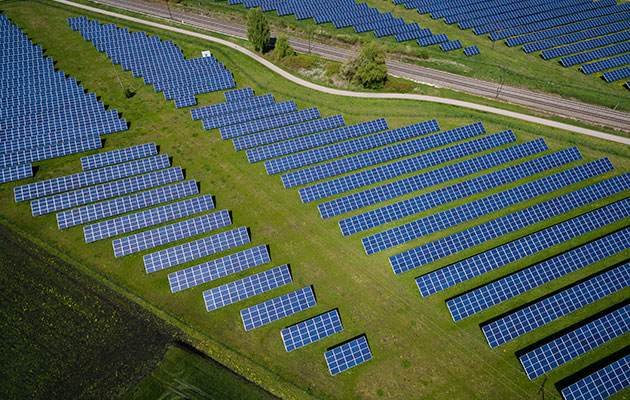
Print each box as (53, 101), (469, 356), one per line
(341, 42), (388, 89)
(274, 35), (293, 60)
(246, 8), (270, 53)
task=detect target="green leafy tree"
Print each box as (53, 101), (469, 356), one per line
(274, 35), (293, 60)
(341, 42), (388, 89)
(246, 8), (270, 53)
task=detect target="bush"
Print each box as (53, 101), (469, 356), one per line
(274, 35), (293, 60)
(246, 8), (270, 53)
(325, 62), (340, 77)
(341, 42), (388, 89)
(283, 54), (316, 69)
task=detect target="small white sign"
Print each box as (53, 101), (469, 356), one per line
(201, 50), (212, 58)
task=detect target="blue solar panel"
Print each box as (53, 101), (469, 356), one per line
(220, 108), (321, 139)
(203, 101), (297, 131)
(390, 165), (625, 275)
(168, 245), (270, 292)
(203, 264), (292, 311)
(31, 166), (183, 217)
(562, 43), (630, 68)
(464, 46), (480, 56)
(340, 146), (578, 236)
(143, 226), (250, 273)
(59, 179), (197, 230)
(363, 157), (609, 255)
(84, 194), (213, 243)
(247, 118), (389, 164)
(603, 66), (630, 83)
(80, 143), (157, 171)
(112, 209), (232, 257)
(440, 40), (462, 51)
(240, 286), (316, 331)
(233, 115), (345, 151)
(224, 87), (255, 102)
(173, 95), (197, 109)
(324, 137), (548, 221)
(190, 94), (275, 120)
(448, 226), (630, 321)
(482, 262), (630, 348)
(417, 33), (448, 47)
(417, 197), (630, 297)
(281, 310), (343, 352)
(542, 30), (630, 60)
(0, 135), (102, 170)
(0, 163), (32, 184)
(325, 336), (372, 376)
(300, 130), (516, 204)
(275, 119), (445, 182)
(523, 20), (630, 53)
(520, 305), (630, 380)
(561, 355), (630, 400)
(15, 154), (170, 202)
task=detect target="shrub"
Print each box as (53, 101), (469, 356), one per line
(341, 42), (388, 89)
(274, 35), (293, 59)
(283, 54), (316, 69)
(325, 62), (340, 77)
(246, 8), (270, 52)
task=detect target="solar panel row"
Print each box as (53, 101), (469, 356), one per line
(325, 336), (372, 375)
(240, 286), (317, 331)
(0, 163), (32, 184)
(561, 354), (630, 400)
(281, 310), (343, 352)
(224, 87), (255, 102)
(204, 101), (297, 132)
(80, 142), (157, 171)
(220, 108), (321, 139)
(190, 93), (275, 120)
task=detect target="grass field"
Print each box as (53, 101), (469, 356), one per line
(1, 1), (630, 399)
(168, 0), (630, 113)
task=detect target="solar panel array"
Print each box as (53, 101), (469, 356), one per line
(168, 245), (270, 291)
(417, 197), (630, 297)
(0, 17), (127, 178)
(224, 87), (255, 102)
(240, 286), (317, 331)
(324, 336), (373, 375)
(561, 354), (630, 400)
(394, 0), (630, 86)
(390, 166), (626, 276)
(324, 136), (547, 221)
(520, 305), (630, 380)
(84, 194), (213, 243)
(464, 46), (480, 56)
(281, 310), (343, 352)
(204, 101), (298, 131)
(143, 225), (250, 273)
(190, 93), (275, 120)
(448, 226), (630, 321)
(220, 108), (321, 139)
(603, 66), (630, 83)
(340, 146), (579, 236)
(203, 264), (292, 311)
(363, 155), (601, 255)
(112, 210), (232, 257)
(482, 262), (630, 348)
(227, 0), (451, 48)
(68, 16), (235, 108)
(80, 142), (157, 171)
(59, 179), (197, 230)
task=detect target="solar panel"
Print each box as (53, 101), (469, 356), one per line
(247, 118), (389, 164)
(240, 286), (317, 331)
(143, 226), (250, 273)
(324, 137), (548, 220)
(363, 157), (609, 255)
(390, 165), (625, 275)
(520, 305), (630, 380)
(173, 95), (197, 108)
(203, 264), (292, 311)
(603, 66), (630, 83)
(32, 166), (183, 217)
(417, 197), (630, 297)
(84, 194), (213, 243)
(112, 209), (231, 257)
(481, 262), (630, 348)
(523, 20), (630, 53)
(542, 30), (630, 60)
(15, 154), (170, 202)
(325, 336), (372, 376)
(464, 46), (480, 56)
(448, 226), (630, 321)
(276, 119), (445, 182)
(224, 87), (255, 102)
(60, 179), (197, 230)
(168, 245), (270, 292)
(80, 143), (157, 171)
(340, 146), (579, 236)
(190, 94), (275, 120)
(0, 135), (102, 170)
(440, 40), (462, 51)
(0, 163), (32, 184)
(561, 355), (630, 400)
(233, 115), (345, 151)
(301, 130), (516, 204)
(281, 310), (343, 352)
(203, 101), (297, 132)
(219, 108), (321, 139)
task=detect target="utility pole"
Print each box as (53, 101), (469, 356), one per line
(165, 0), (173, 19)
